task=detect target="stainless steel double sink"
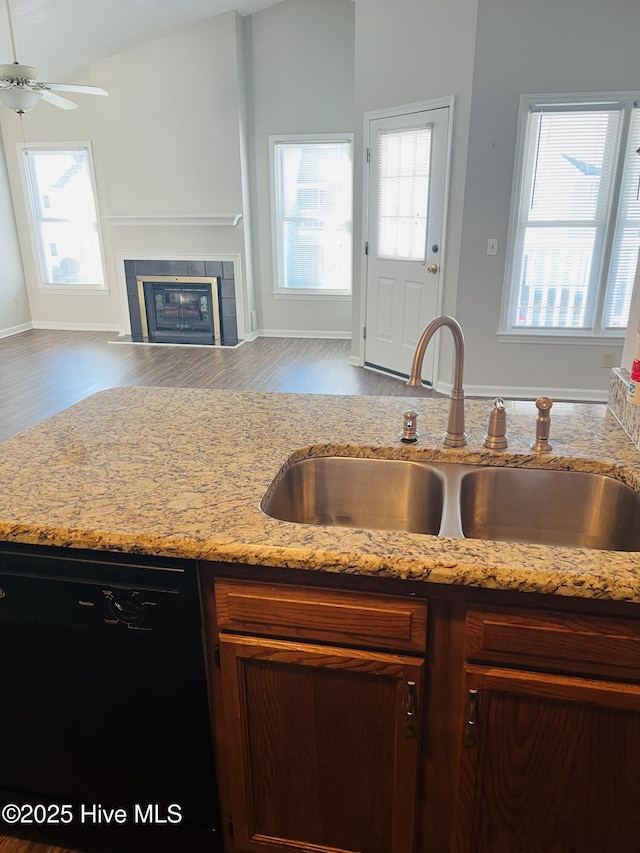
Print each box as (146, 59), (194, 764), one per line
(261, 455), (640, 552)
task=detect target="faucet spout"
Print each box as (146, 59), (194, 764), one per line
(407, 315), (466, 447)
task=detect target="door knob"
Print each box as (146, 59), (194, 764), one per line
(427, 264), (438, 274)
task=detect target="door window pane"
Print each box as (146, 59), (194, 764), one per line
(376, 126), (432, 262)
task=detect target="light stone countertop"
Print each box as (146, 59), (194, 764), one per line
(0, 386), (639, 604)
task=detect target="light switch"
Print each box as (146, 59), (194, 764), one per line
(487, 238), (498, 256)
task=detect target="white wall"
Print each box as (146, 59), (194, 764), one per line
(245, 0), (355, 337)
(0, 129), (31, 335)
(351, 0), (478, 378)
(456, 0), (640, 399)
(0, 12), (250, 334)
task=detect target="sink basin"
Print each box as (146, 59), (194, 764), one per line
(262, 454), (640, 551)
(261, 456), (444, 534)
(459, 466), (640, 551)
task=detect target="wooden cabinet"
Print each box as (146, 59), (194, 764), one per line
(209, 578), (427, 853)
(453, 607), (640, 853)
(201, 569), (640, 853)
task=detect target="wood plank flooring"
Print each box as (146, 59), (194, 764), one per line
(0, 330), (439, 443)
(0, 329), (439, 853)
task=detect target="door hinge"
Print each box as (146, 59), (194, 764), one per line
(213, 643), (221, 669)
(364, 241), (369, 255)
(366, 147), (370, 163)
(228, 816), (234, 838)
(363, 326), (367, 340)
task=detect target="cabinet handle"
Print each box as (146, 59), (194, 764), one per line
(464, 688), (479, 747)
(406, 680), (416, 738)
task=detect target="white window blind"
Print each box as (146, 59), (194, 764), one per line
(23, 146), (105, 288)
(376, 125), (432, 262)
(503, 96), (640, 336)
(271, 137), (352, 294)
(603, 105), (640, 329)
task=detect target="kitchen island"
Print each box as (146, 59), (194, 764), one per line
(0, 387), (639, 853)
(0, 385), (639, 602)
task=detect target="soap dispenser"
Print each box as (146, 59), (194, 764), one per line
(483, 398), (508, 450)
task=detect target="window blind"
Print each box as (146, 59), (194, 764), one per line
(273, 139), (352, 293)
(511, 104), (622, 331)
(23, 147), (104, 287)
(603, 104), (640, 329)
(376, 125), (432, 262)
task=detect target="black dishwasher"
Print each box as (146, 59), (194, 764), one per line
(0, 544), (219, 851)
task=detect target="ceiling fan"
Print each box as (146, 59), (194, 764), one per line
(0, 0), (107, 114)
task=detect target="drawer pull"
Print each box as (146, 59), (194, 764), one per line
(464, 688), (479, 747)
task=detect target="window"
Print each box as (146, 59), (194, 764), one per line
(270, 134), (353, 295)
(21, 143), (105, 289)
(501, 94), (640, 337)
(377, 124), (431, 262)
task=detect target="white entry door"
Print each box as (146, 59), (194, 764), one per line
(364, 104), (451, 384)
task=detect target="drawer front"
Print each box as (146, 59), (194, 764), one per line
(215, 580), (427, 653)
(466, 607), (640, 681)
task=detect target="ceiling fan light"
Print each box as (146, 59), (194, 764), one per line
(0, 87), (43, 112)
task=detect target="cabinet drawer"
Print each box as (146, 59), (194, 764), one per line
(466, 607), (640, 680)
(214, 580), (427, 653)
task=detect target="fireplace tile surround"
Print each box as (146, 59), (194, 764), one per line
(124, 258), (239, 346)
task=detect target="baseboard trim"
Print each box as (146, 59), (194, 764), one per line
(0, 321), (33, 340)
(258, 329), (352, 340)
(464, 383), (608, 403)
(31, 321), (123, 333)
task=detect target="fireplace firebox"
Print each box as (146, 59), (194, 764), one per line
(137, 276), (221, 345)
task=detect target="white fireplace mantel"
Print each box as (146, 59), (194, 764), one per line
(104, 214), (243, 227)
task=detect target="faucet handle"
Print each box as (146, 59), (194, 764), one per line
(483, 397), (508, 450)
(530, 397), (553, 452)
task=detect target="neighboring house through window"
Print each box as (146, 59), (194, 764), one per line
(501, 94), (640, 338)
(270, 134), (353, 296)
(20, 143), (106, 290)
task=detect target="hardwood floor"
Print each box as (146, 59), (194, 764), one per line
(0, 330), (440, 443)
(0, 328), (439, 853)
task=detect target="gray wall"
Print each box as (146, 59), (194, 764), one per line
(456, 0), (640, 398)
(245, 0), (355, 336)
(1, 0), (639, 400)
(0, 13), (250, 334)
(351, 0), (478, 382)
(0, 132), (30, 335)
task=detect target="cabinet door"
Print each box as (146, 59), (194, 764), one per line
(453, 665), (640, 853)
(219, 633), (424, 853)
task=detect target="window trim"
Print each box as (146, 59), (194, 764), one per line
(17, 140), (108, 293)
(269, 132), (354, 299)
(499, 92), (640, 340)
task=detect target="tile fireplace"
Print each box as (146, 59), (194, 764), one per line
(124, 259), (238, 346)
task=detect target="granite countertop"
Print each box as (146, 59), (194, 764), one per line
(0, 386), (639, 604)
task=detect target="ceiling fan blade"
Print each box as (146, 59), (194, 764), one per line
(40, 90), (79, 110)
(40, 82), (108, 96)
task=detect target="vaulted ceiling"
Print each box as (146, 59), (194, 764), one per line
(0, 0), (286, 81)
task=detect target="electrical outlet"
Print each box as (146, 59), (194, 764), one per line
(12, 297), (19, 309)
(601, 351), (616, 369)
